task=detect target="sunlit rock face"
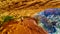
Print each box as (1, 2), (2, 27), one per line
(0, 17), (48, 34)
(34, 8), (60, 34)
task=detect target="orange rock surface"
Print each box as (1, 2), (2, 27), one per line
(0, 0), (60, 17)
(0, 0), (60, 34)
(0, 17), (48, 34)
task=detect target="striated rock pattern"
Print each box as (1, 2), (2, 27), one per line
(0, 0), (60, 34)
(0, 0), (60, 17)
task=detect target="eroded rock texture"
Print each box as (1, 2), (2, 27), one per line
(0, 17), (48, 34)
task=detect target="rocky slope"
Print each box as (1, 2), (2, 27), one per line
(0, 0), (60, 16)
